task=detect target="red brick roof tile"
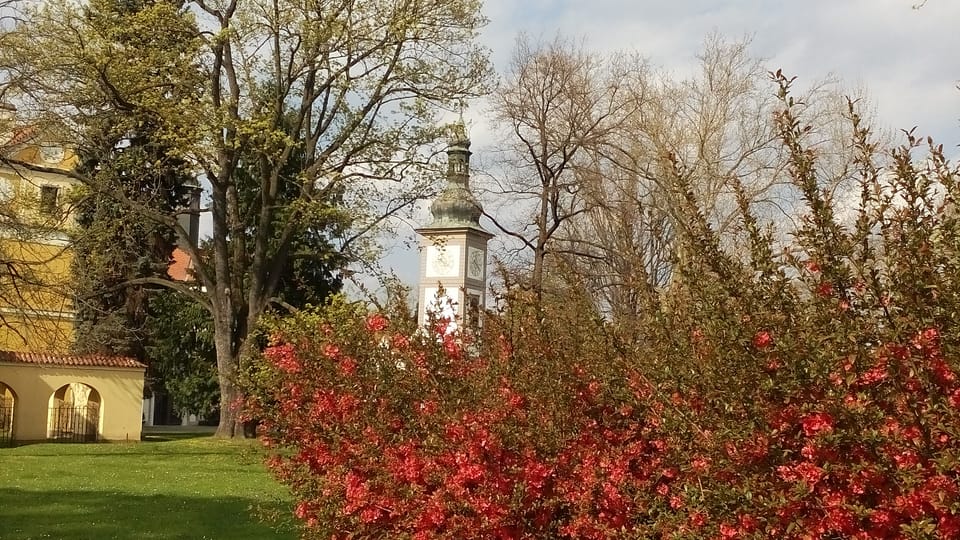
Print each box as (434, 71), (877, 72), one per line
(0, 351), (145, 369)
(167, 248), (195, 281)
(3, 125), (38, 148)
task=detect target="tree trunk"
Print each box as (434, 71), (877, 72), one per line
(532, 247), (546, 304)
(213, 317), (243, 438)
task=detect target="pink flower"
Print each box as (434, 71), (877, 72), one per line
(323, 343), (341, 359)
(338, 357), (357, 376)
(816, 281), (834, 297)
(752, 330), (773, 350)
(365, 313), (389, 333)
(391, 333), (410, 350)
(800, 411), (834, 437)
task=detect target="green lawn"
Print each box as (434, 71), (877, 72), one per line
(0, 434), (296, 540)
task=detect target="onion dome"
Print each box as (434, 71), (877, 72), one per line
(428, 125), (483, 228)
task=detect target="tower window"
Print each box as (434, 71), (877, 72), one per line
(39, 185), (59, 215)
(466, 294), (481, 328)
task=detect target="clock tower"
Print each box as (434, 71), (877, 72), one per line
(416, 127), (493, 329)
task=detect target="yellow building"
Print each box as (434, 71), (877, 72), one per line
(0, 114), (146, 444)
(0, 352), (145, 443)
(0, 116), (79, 352)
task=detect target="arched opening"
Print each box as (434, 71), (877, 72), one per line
(47, 383), (101, 442)
(0, 381), (15, 446)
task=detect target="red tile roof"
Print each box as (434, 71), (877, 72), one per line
(3, 125), (38, 148)
(167, 248), (195, 281)
(0, 351), (146, 369)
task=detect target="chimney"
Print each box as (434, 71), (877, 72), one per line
(177, 177), (202, 248)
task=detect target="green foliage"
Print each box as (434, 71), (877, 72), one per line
(234, 139), (347, 310)
(145, 290), (219, 418)
(64, 0), (201, 357)
(3, 0), (493, 437)
(249, 76), (960, 538)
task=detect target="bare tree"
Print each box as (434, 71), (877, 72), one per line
(553, 35), (871, 332)
(485, 35), (632, 301)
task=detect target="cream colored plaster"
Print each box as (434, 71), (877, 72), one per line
(0, 362), (144, 442)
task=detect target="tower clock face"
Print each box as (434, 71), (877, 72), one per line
(467, 247), (485, 281)
(426, 245), (460, 277)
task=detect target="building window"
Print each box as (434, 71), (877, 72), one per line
(466, 294), (481, 328)
(39, 185), (59, 215)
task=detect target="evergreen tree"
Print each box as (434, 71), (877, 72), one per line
(68, 0), (199, 358)
(71, 127), (193, 357)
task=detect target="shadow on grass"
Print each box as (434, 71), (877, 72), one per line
(5, 431), (213, 447)
(141, 431), (216, 443)
(0, 488), (297, 540)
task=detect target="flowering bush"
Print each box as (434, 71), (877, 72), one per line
(247, 295), (663, 538)
(246, 78), (960, 538)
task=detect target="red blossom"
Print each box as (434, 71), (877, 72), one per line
(752, 330), (773, 350)
(338, 356), (357, 376)
(930, 358), (956, 387)
(800, 411), (834, 437)
(737, 514), (758, 534)
(691, 455), (710, 474)
(816, 281), (834, 297)
(939, 513), (960, 538)
(323, 342), (341, 359)
(859, 358), (888, 387)
(294, 501), (311, 519)
(433, 319), (453, 336)
(689, 512), (707, 528)
(265, 343), (301, 374)
(251, 285), (960, 539)
(950, 388), (960, 408)
(417, 400), (438, 416)
(719, 521), (738, 539)
(391, 333), (410, 350)
(778, 461), (824, 487)
(365, 313), (389, 333)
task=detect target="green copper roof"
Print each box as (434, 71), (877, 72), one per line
(428, 129), (483, 228)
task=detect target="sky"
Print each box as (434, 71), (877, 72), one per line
(480, 0), (960, 144)
(354, 0), (960, 298)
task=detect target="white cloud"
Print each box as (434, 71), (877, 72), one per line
(371, 0), (960, 293)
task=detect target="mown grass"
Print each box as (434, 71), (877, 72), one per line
(0, 434), (296, 540)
